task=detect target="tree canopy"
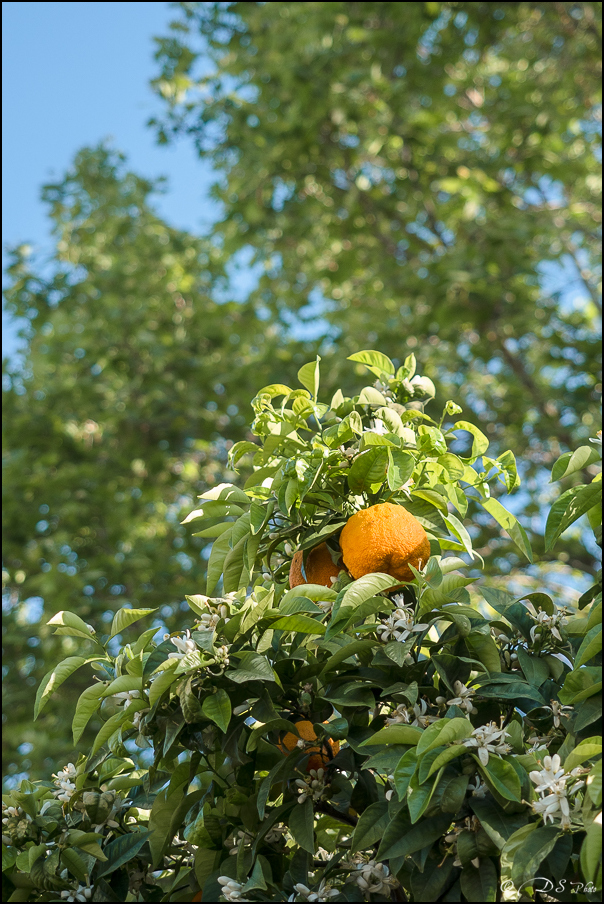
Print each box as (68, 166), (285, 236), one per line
(151, 0), (601, 459)
(2, 352), (601, 903)
(2, 147), (309, 779)
(2, 1), (601, 788)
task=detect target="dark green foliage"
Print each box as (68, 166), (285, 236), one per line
(2, 354), (601, 902)
(151, 1), (601, 463)
(2, 147), (309, 779)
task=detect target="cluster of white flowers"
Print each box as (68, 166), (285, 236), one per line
(218, 876), (249, 902)
(2, 802), (28, 824)
(264, 823), (289, 845)
(295, 768), (327, 804)
(112, 689), (141, 706)
(346, 857), (398, 897)
(491, 626), (514, 645)
(289, 880), (339, 902)
(132, 709), (149, 730)
(316, 597), (336, 613)
(414, 699), (440, 728)
(91, 795), (127, 833)
(377, 604), (429, 644)
(385, 703), (412, 725)
(523, 601), (570, 643)
(467, 776), (489, 799)
(462, 722), (512, 765)
(445, 681), (478, 714)
(165, 629), (198, 659)
(225, 829), (253, 856)
(384, 774), (397, 802)
(214, 644), (231, 669)
(126, 868), (147, 893)
(542, 699), (574, 728)
(445, 817), (480, 867)
(529, 754), (586, 830)
(52, 762), (78, 802)
(385, 699), (439, 728)
(2, 802), (32, 844)
(60, 885), (93, 903)
(196, 599), (231, 632)
(374, 379), (395, 400)
(364, 418), (389, 436)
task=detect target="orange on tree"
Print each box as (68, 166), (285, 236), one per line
(191, 892), (202, 902)
(288, 542), (342, 589)
(280, 720), (340, 772)
(339, 502), (430, 583)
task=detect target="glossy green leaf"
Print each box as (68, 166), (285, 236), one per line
(198, 482), (251, 505)
(347, 447), (388, 493)
(297, 356), (321, 400)
(453, 421), (489, 459)
(361, 725), (423, 747)
(96, 830), (152, 878)
(545, 480), (602, 551)
(559, 666), (602, 704)
(563, 737), (602, 772)
(476, 756), (522, 801)
(417, 717), (473, 755)
(289, 797), (315, 853)
(427, 745), (468, 777)
(148, 662), (179, 707)
(580, 821), (603, 885)
(387, 448), (415, 490)
(34, 656), (106, 720)
(575, 624), (602, 668)
(348, 350), (395, 377)
(480, 497), (533, 562)
(350, 800), (390, 853)
(270, 614), (326, 634)
(47, 610), (98, 642)
(551, 445), (601, 482)
(72, 683), (107, 745)
(226, 652), (277, 683)
(201, 688), (231, 732)
(109, 608), (157, 639)
(511, 825), (561, 889)
(377, 812), (451, 861)
(460, 860), (498, 902)
(393, 748), (419, 798)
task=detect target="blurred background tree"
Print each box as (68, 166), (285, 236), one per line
(150, 0), (601, 526)
(2, 147), (308, 780)
(2, 2), (601, 782)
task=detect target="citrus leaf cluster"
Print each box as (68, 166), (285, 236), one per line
(2, 355), (601, 903)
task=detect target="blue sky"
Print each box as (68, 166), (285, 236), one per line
(2, 3), (596, 357)
(2, 1), (219, 356)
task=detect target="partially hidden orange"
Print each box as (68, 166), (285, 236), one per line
(339, 502), (430, 583)
(191, 892), (203, 902)
(280, 720), (340, 772)
(288, 542), (342, 589)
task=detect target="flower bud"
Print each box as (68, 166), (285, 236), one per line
(410, 375), (436, 399)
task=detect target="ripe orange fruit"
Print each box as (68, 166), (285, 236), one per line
(280, 720), (340, 772)
(339, 502), (430, 583)
(191, 892), (203, 902)
(289, 542), (342, 589)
